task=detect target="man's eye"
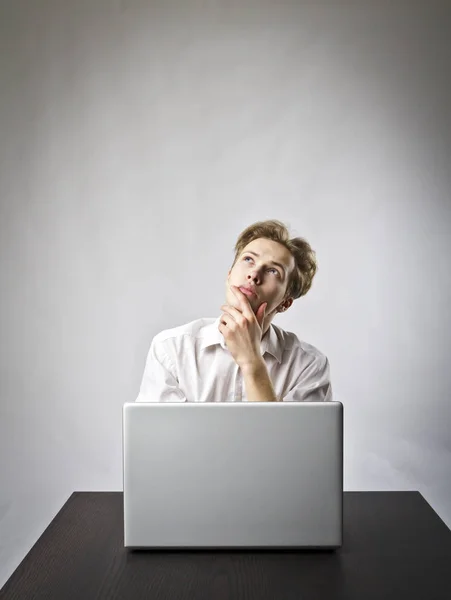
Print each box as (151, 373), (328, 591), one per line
(244, 257), (279, 276)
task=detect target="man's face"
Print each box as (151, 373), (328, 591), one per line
(225, 238), (295, 330)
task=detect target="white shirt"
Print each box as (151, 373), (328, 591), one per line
(136, 317), (332, 403)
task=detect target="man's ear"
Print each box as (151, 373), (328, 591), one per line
(279, 297), (294, 312)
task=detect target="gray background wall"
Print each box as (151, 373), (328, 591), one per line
(1, 0), (450, 587)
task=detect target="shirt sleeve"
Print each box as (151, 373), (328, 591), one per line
(135, 337), (187, 403)
(282, 354), (332, 402)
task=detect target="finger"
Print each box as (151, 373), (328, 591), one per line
(228, 283), (250, 314)
(221, 313), (244, 330)
(230, 286), (254, 319)
(220, 314), (236, 331)
(218, 320), (229, 337)
(221, 304), (246, 324)
(218, 316), (229, 329)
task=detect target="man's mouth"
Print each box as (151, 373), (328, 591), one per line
(239, 286), (257, 298)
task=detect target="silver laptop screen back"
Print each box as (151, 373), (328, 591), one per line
(123, 402), (343, 548)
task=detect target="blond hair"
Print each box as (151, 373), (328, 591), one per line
(231, 219), (317, 300)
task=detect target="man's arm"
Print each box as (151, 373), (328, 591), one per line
(241, 354), (332, 403)
(218, 285), (332, 402)
(282, 354), (332, 402)
(241, 358), (278, 402)
(135, 338), (187, 403)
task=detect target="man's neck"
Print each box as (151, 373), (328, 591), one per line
(261, 324), (271, 340)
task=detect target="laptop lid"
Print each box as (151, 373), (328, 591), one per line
(123, 402), (343, 549)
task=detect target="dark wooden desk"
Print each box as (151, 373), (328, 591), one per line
(1, 492), (450, 599)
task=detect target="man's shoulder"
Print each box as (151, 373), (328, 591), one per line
(153, 317), (216, 345)
(273, 323), (328, 364)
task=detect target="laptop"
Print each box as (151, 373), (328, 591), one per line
(123, 402), (343, 549)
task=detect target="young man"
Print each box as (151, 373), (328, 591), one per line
(136, 220), (332, 403)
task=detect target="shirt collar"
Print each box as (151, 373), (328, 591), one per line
(200, 316), (283, 364)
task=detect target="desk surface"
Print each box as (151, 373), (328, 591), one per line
(1, 491), (450, 600)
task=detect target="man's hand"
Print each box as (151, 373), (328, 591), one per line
(218, 285), (267, 370)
